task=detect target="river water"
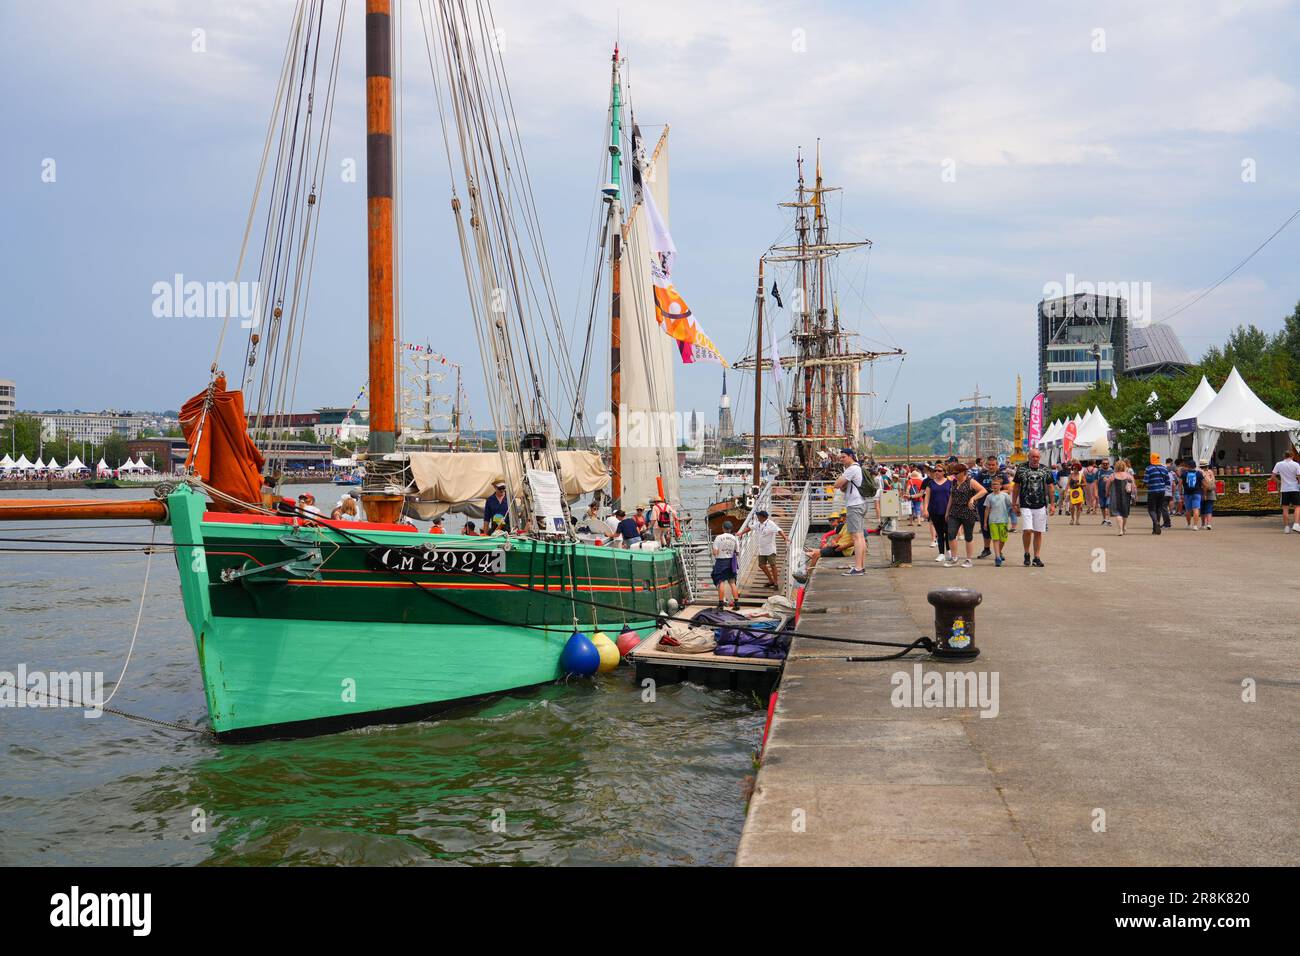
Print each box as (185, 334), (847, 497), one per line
(0, 477), (763, 866)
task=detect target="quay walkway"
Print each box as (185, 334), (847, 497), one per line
(738, 516), (1299, 866)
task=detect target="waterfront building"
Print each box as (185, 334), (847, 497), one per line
(38, 410), (150, 444)
(0, 379), (14, 427)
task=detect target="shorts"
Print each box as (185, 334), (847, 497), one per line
(846, 503), (867, 534)
(1185, 493), (1202, 511)
(758, 553), (778, 569)
(1098, 492), (1109, 509)
(989, 522), (1008, 543)
(910, 499), (922, 516)
(1282, 491), (1300, 506)
(1201, 499), (1214, 516)
(1020, 506), (1048, 533)
(946, 514), (976, 542)
(819, 545), (841, 558)
(710, 557), (737, 585)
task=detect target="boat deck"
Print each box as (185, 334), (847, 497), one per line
(627, 604), (783, 695)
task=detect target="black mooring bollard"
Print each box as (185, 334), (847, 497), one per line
(927, 587), (982, 660)
(886, 530), (915, 567)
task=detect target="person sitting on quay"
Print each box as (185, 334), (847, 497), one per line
(802, 510), (853, 573)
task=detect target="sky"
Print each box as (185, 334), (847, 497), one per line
(2, 0), (1298, 433)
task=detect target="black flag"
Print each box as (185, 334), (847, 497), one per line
(630, 114), (644, 206)
(771, 281), (783, 308)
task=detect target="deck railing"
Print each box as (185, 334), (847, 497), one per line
(733, 475), (775, 590)
(785, 481), (813, 595)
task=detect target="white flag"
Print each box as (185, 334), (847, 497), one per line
(1109, 377), (1118, 400)
(770, 333), (783, 385)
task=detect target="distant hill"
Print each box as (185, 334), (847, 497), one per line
(867, 405), (1023, 455)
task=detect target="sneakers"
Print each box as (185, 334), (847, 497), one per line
(928, 540), (938, 548)
(977, 549), (992, 559)
(994, 556), (1003, 567)
(1292, 522), (1300, 532)
(935, 552), (947, 562)
(841, 568), (865, 576)
(1023, 552), (1031, 567)
(1032, 557), (1045, 568)
(960, 559), (973, 568)
(943, 558), (956, 568)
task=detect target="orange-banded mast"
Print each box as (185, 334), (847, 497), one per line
(0, 499), (167, 522)
(363, 0), (402, 523)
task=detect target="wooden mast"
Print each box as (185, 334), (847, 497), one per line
(362, 0), (401, 523)
(608, 44), (623, 507)
(752, 257), (765, 490)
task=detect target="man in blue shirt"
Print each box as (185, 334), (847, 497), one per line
(609, 509), (641, 548)
(1143, 458), (1169, 535)
(483, 481), (511, 531)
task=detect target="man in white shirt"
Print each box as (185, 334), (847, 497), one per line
(738, 508), (789, 590)
(1271, 449), (1300, 532)
(711, 520), (741, 609)
(833, 447), (868, 576)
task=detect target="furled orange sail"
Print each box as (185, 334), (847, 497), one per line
(181, 374), (265, 512)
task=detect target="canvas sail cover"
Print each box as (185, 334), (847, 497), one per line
(181, 374), (266, 511)
(618, 129), (681, 509)
(407, 450), (607, 519)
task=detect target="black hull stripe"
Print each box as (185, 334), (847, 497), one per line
(214, 681), (551, 744)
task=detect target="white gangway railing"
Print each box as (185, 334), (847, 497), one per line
(785, 481), (813, 596)
(733, 475), (776, 591)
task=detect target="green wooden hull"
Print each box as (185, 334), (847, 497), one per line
(165, 488), (685, 741)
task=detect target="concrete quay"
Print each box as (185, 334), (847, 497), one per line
(738, 516), (1299, 866)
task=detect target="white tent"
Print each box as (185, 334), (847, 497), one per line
(119, 458), (144, 472)
(1195, 367), (1300, 464)
(1073, 408), (1112, 459)
(0, 454), (14, 472)
(46, 457), (62, 473)
(96, 458), (111, 476)
(33, 457), (46, 470)
(15, 454), (33, 471)
(65, 456), (88, 473)
(1151, 376), (1217, 463)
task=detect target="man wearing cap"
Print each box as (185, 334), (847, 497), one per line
(296, 492), (322, 518)
(834, 447), (869, 576)
(483, 481), (510, 532)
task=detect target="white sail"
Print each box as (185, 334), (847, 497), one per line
(617, 128), (681, 509)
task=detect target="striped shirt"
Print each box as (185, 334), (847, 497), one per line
(1144, 464), (1170, 494)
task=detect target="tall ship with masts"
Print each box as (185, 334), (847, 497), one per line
(0, 2), (714, 742)
(707, 145), (904, 533)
